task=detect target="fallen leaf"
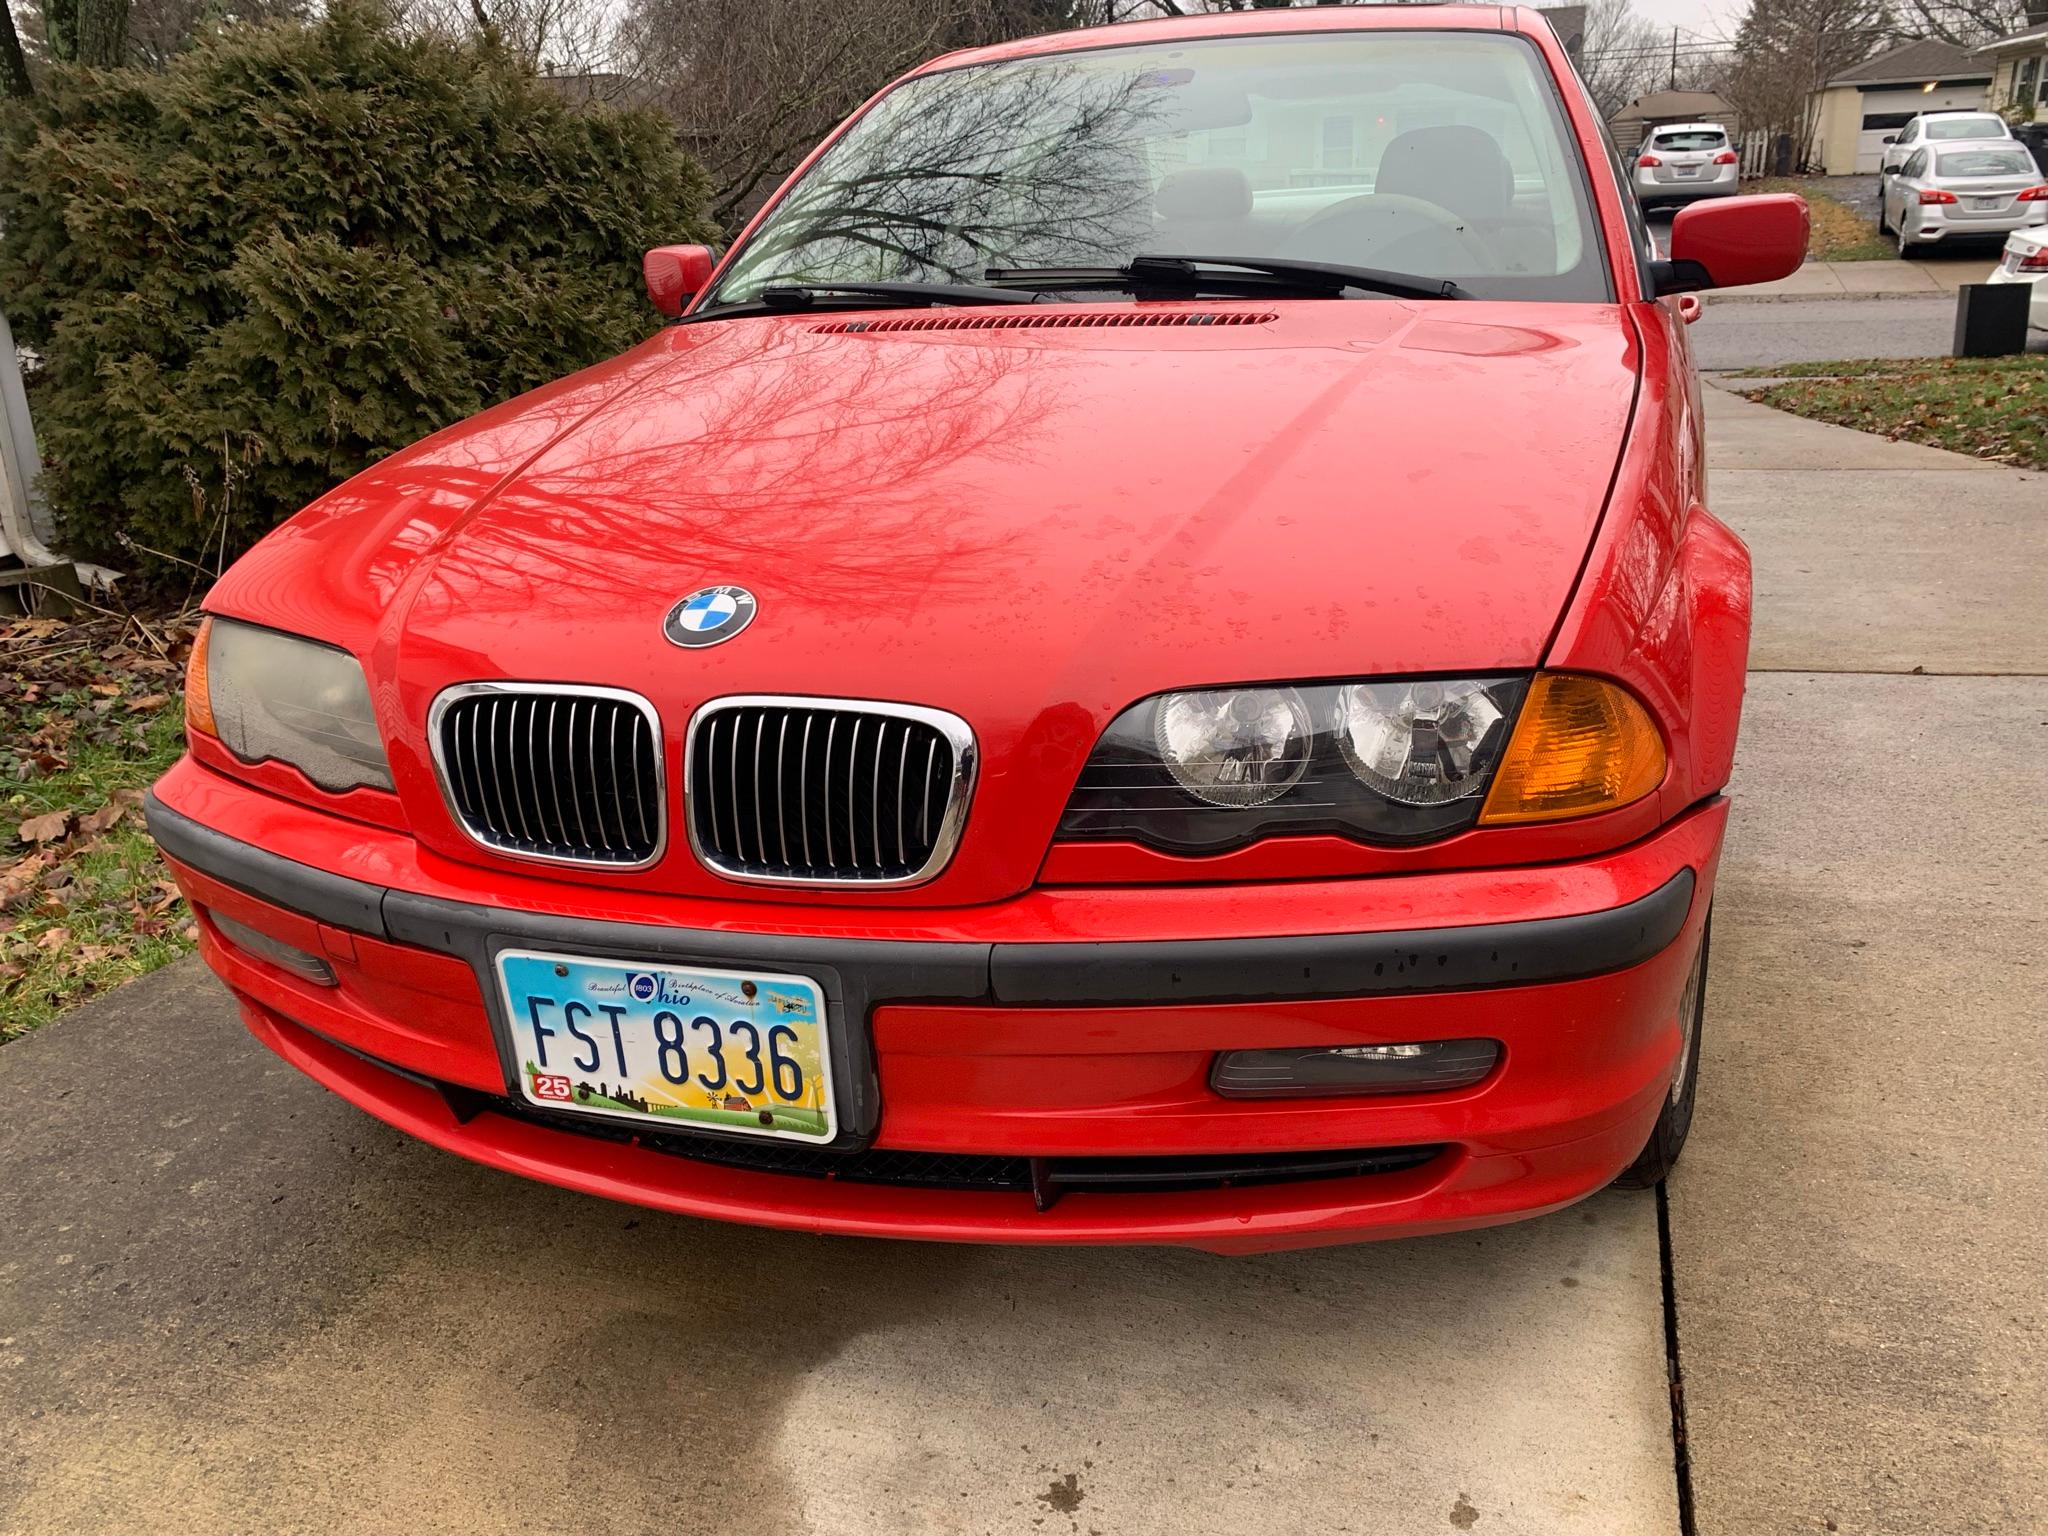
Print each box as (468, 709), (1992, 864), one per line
(87, 682), (121, 698)
(1, 856), (48, 910)
(76, 802), (127, 837)
(125, 693), (170, 712)
(18, 810), (73, 844)
(35, 926), (70, 951)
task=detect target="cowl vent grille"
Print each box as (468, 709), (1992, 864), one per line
(812, 310), (1276, 334)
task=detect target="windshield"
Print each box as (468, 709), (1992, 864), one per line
(1652, 130), (1725, 150)
(1925, 116), (2007, 141)
(709, 31), (1607, 307)
(1937, 148), (2034, 177)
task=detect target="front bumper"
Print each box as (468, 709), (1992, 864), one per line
(148, 755), (1722, 1252)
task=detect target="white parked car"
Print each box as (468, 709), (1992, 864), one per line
(1986, 226), (2048, 328)
(1632, 123), (1740, 209)
(1878, 111), (2015, 178)
(1878, 142), (2048, 256)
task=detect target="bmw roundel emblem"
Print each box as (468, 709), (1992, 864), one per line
(664, 585), (757, 649)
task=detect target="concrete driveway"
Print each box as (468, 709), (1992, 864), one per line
(2, 396), (2043, 1535)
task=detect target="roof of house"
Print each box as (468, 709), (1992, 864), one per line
(1972, 19), (2048, 55)
(1825, 38), (1990, 86)
(1609, 90), (1738, 129)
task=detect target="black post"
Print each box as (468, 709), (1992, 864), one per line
(1953, 284), (2031, 358)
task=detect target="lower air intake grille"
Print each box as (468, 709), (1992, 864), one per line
(494, 1095), (1446, 1203)
(687, 697), (975, 886)
(433, 685), (664, 867)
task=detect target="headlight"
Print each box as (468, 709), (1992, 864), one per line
(188, 617), (393, 793)
(1336, 680), (1513, 806)
(1060, 673), (1663, 855)
(1154, 687), (1312, 808)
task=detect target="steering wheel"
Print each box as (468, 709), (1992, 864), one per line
(1283, 192), (1501, 276)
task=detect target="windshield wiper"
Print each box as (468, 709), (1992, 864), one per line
(985, 255), (1468, 302)
(757, 280), (1042, 308)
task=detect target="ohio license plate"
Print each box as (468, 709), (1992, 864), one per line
(496, 950), (834, 1141)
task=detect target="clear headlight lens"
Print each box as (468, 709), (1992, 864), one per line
(1154, 687), (1312, 808)
(1060, 672), (1664, 855)
(1060, 676), (1529, 854)
(197, 618), (393, 793)
(1336, 679), (1514, 806)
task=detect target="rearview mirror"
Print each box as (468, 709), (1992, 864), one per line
(643, 245), (718, 318)
(1652, 194), (1808, 295)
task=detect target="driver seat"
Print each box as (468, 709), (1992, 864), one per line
(1374, 126), (1514, 226)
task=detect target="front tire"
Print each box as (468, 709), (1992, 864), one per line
(1614, 912), (1709, 1189)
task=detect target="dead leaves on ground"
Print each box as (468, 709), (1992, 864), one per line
(2, 608), (200, 1027)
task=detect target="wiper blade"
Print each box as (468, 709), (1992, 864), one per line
(757, 280), (1041, 308)
(985, 255), (1468, 302)
(1137, 254), (1470, 301)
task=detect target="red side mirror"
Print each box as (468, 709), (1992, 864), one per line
(643, 245), (717, 318)
(1661, 195), (1808, 294)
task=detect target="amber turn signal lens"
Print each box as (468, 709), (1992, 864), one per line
(184, 616), (217, 738)
(1478, 673), (1665, 825)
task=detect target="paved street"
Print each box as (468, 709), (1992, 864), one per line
(2, 395), (2044, 1534)
(1690, 295), (1964, 370)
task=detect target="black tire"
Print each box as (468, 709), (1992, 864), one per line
(1614, 912), (1709, 1189)
(1875, 193), (1890, 234)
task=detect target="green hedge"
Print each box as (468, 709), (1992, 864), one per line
(0, 2), (714, 574)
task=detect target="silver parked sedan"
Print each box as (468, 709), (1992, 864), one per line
(1880, 142), (2048, 256)
(1632, 123), (1740, 210)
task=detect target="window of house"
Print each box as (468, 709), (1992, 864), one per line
(1319, 114), (1357, 170)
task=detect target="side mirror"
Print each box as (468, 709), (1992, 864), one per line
(1882, 134), (1897, 145)
(1652, 194), (1808, 295)
(643, 245), (718, 318)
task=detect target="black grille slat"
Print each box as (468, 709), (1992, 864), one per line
(691, 701), (963, 884)
(437, 689), (662, 865)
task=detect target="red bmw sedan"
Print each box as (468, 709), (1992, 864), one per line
(148, 5), (1806, 1252)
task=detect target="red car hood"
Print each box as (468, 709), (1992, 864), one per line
(213, 301), (1642, 900)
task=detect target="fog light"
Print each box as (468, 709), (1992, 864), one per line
(209, 910), (337, 987)
(1211, 1040), (1499, 1098)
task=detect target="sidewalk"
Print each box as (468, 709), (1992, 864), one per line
(1710, 256), (1998, 303)
(1674, 385), (2047, 1534)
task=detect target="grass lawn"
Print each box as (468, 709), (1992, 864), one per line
(1751, 177), (1893, 262)
(2, 608), (198, 1040)
(1732, 355), (2047, 470)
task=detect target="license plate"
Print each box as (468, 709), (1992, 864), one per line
(496, 950), (834, 1141)
(1675, 166), (1699, 178)
(1973, 197), (2003, 210)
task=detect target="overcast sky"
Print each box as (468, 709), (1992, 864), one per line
(1599, 0), (1749, 79)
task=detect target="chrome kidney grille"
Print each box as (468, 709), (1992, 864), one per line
(431, 684), (664, 868)
(687, 697), (975, 886)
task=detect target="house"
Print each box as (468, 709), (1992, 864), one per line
(1807, 40), (1994, 175)
(1975, 18), (2048, 125)
(1609, 90), (1741, 149)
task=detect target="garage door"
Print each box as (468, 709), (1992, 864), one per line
(1856, 83), (1994, 172)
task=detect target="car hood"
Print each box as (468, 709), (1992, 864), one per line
(214, 301), (1642, 900)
